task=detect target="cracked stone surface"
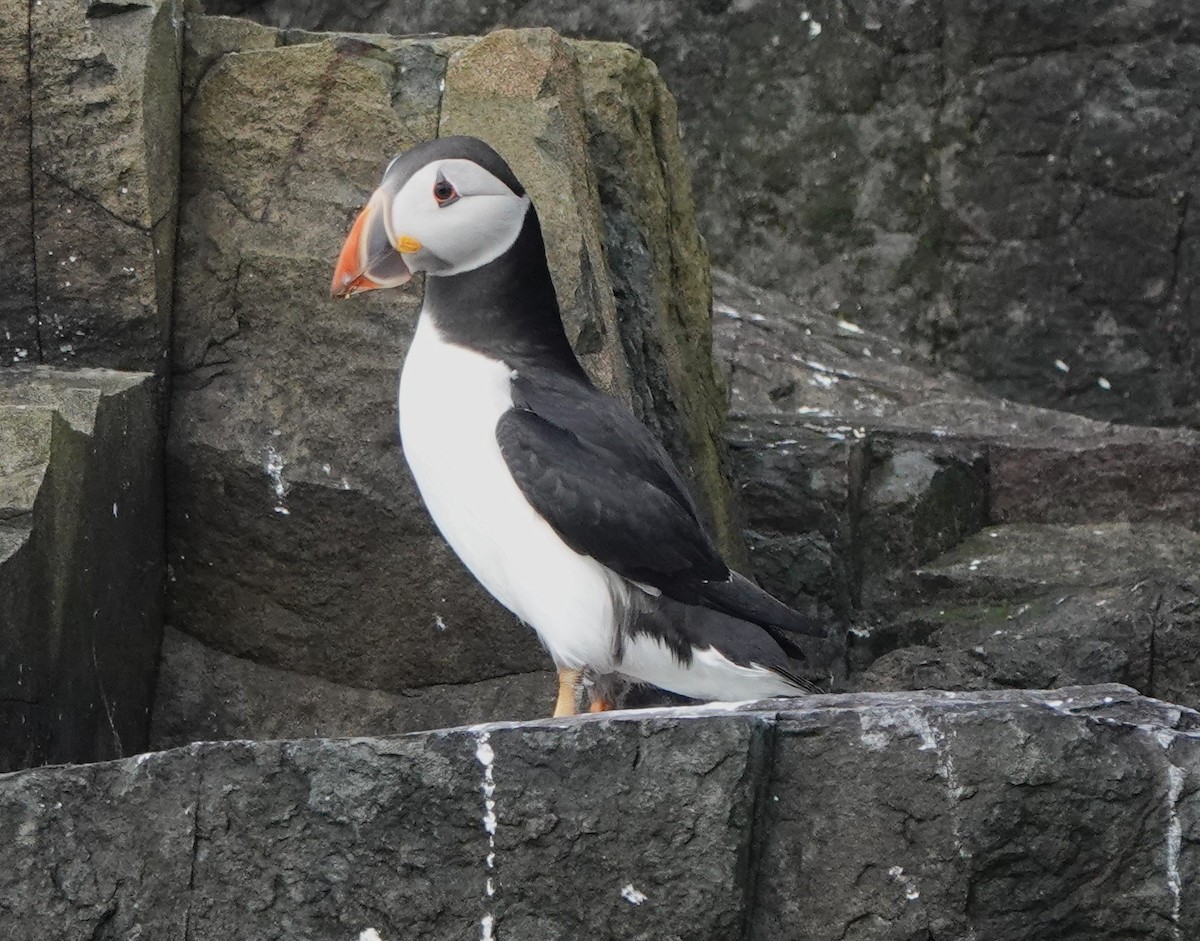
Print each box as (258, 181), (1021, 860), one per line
(204, 0), (1200, 428)
(0, 0), (183, 371)
(0, 367), (163, 773)
(165, 20), (739, 738)
(3, 686), (1198, 940)
(855, 523), (1200, 707)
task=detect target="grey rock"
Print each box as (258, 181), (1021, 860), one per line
(4, 687), (1198, 939)
(0, 0), (37, 364)
(0, 367), (163, 772)
(990, 432), (1200, 526)
(916, 522), (1200, 601)
(714, 273), (1200, 699)
(198, 0), (1200, 427)
(150, 626), (555, 746)
(716, 272), (1200, 615)
(1, 0), (184, 371)
(856, 523), (1200, 707)
(857, 440), (988, 608)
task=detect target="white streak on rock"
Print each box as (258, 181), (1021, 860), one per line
(621, 884), (648, 905)
(475, 731), (498, 938)
(1165, 762), (1185, 930)
(358, 930), (384, 941)
(859, 708), (967, 856)
(264, 445), (290, 515)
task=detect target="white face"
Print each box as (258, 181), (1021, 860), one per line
(387, 159), (531, 277)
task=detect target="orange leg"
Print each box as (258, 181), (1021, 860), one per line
(588, 696), (614, 713)
(553, 668), (582, 717)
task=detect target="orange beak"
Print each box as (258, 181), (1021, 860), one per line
(330, 189), (413, 299)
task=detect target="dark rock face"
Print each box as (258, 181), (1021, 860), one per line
(203, 0), (1200, 429)
(2, 0), (182, 372)
(711, 271), (1200, 705)
(858, 523), (1200, 704)
(3, 687), (1197, 940)
(0, 0), (38, 363)
(0, 368), (164, 773)
(150, 627), (554, 745)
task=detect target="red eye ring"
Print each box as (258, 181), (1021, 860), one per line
(433, 180), (458, 205)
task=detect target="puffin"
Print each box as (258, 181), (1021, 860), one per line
(331, 136), (825, 716)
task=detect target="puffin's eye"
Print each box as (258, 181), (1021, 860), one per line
(433, 179), (458, 206)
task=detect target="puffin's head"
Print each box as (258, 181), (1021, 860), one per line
(331, 136), (531, 299)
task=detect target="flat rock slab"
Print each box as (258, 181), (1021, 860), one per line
(2, 686), (1197, 940)
(917, 522), (1200, 601)
(858, 523), (1200, 710)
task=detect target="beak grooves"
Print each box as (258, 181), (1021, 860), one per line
(330, 188), (413, 299)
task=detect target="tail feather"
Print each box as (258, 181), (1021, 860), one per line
(697, 572), (827, 638)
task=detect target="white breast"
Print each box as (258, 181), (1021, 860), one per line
(398, 314), (623, 672)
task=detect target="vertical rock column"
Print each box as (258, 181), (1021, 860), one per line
(0, 0), (37, 362)
(14, 0), (182, 370)
(0, 1), (181, 771)
(0, 369), (164, 773)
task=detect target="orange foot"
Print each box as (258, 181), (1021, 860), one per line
(553, 668), (582, 717)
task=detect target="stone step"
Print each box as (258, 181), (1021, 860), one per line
(2, 688), (1195, 940)
(716, 272), (1200, 620)
(855, 523), (1200, 711)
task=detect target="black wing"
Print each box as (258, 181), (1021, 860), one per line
(497, 369), (825, 639)
(497, 369), (726, 589)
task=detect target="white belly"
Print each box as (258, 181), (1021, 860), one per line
(398, 314), (622, 671)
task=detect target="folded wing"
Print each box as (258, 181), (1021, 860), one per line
(496, 370), (825, 641)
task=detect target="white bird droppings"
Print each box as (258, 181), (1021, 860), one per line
(888, 866), (921, 902)
(264, 445), (290, 516)
(1098, 376), (1112, 390)
(621, 884), (648, 905)
(475, 731), (498, 938)
(1054, 359), (1070, 373)
(1165, 763), (1184, 925)
(358, 930), (385, 941)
